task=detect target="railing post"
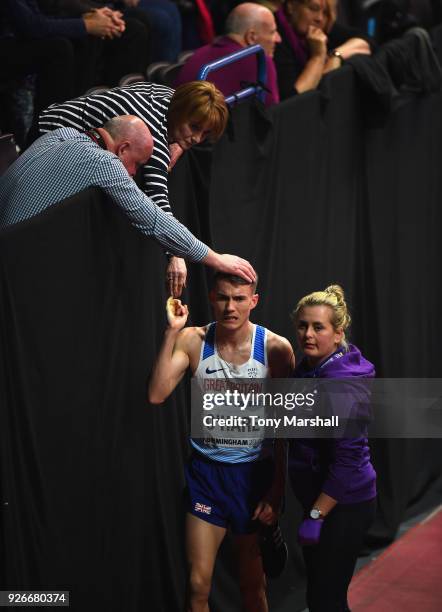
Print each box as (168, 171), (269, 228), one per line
(197, 44), (267, 106)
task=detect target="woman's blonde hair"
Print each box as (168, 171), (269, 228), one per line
(323, 0), (337, 33)
(292, 284), (352, 348)
(168, 81), (229, 142)
(284, 0), (337, 33)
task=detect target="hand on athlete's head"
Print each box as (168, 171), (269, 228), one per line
(217, 254), (257, 283)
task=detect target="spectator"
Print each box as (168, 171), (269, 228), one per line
(128, 0), (183, 62)
(273, 0), (371, 99)
(39, 81), (229, 296)
(254, 1), (374, 45)
(36, 0), (151, 94)
(0, 0), (103, 141)
(0, 6), (74, 146)
(175, 2), (281, 106)
(1, 0), (126, 142)
(0, 115), (256, 286)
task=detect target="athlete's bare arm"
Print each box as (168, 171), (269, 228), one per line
(148, 298), (203, 404)
(266, 332), (295, 378)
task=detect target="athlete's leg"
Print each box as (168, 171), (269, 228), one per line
(186, 513), (226, 612)
(234, 533), (268, 612)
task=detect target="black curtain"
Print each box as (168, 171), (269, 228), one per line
(1, 63), (442, 611)
(0, 191), (193, 611)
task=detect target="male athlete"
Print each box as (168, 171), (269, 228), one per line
(148, 273), (294, 612)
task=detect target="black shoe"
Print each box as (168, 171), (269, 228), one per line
(259, 522), (288, 579)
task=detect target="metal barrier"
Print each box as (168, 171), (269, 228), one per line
(197, 44), (267, 106)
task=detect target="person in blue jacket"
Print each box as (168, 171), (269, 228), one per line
(290, 284), (376, 612)
(0, 0), (149, 107)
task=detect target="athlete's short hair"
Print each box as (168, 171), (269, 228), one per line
(168, 81), (228, 143)
(212, 272), (258, 293)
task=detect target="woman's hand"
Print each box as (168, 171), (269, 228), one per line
(306, 26), (328, 59)
(166, 256), (187, 298)
(168, 143), (185, 172)
(336, 37), (371, 60)
(298, 517), (324, 545)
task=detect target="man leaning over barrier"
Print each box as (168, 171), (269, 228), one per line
(39, 81), (230, 297)
(0, 116), (256, 283)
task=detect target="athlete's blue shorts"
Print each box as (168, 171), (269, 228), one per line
(185, 453), (274, 534)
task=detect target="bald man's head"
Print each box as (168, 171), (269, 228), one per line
(225, 2), (281, 57)
(103, 115), (154, 177)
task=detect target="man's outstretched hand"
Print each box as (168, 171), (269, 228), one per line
(203, 250), (256, 283)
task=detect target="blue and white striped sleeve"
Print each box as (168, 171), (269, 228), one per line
(93, 155), (208, 262)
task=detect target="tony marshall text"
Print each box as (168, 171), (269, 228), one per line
(203, 415), (339, 428)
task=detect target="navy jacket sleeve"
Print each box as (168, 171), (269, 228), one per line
(38, 0), (100, 17)
(7, 0), (86, 39)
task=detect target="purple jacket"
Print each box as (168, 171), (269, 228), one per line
(289, 344), (377, 506)
(175, 36), (280, 107)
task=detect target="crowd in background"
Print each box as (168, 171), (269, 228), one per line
(1, 0), (442, 148)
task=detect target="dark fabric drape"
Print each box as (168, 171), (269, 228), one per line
(1, 61), (442, 611)
(0, 190), (192, 611)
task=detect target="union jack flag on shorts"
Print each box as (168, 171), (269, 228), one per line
(195, 502), (212, 515)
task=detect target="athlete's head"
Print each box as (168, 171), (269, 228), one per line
(292, 284), (351, 366)
(209, 273), (259, 330)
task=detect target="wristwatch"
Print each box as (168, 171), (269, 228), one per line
(329, 49), (344, 65)
(310, 507), (323, 520)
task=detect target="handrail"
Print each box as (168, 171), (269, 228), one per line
(197, 44), (267, 106)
